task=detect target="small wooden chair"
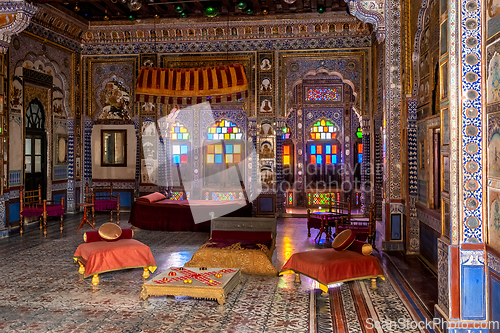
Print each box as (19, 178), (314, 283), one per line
(20, 185), (64, 236)
(85, 182), (120, 224)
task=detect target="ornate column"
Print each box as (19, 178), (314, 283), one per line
(275, 118), (285, 213)
(360, 115), (371, 216)
(406, 98), (419, 254)
(248, 118), (258, 214)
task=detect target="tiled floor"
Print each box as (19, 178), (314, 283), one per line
(0, 213), (438, 332)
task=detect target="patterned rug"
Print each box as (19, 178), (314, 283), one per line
(311, 271), (436, 333)
(0, 224), (435, 332)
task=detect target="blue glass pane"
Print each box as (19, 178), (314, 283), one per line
(310, 145), (316, 155)
(332, 155), (337, 164)
(174, 127), (180, 133)
(181, 145), (188, 154)
(216, 127), (222, 133)
(177, 133), (182, 140)
(214, 154), (223, 164)
(358, 154), (363, 163)
(173, 155), (180, 164)
(226, 145), (233, 154)
(316, 155), (322, 164)
(207, 133), (213, 140)
(325, 145), (331, 154)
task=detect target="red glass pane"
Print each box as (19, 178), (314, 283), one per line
(326, 155), (331, 164)
(234, 154), (241, 163)
(284, 145), (290, 155)
(207, 145), (214, 154)
(316, 145), (322, 154)
(311, 155), (316, 164)
(332, 145), (338, 154)
(181, 155), (188, 163)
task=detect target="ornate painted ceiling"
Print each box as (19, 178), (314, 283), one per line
(31, 0), (349, 22)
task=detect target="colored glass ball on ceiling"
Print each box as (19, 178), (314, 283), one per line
(203, 6), (219, 17)
(246, 7), (253, 15)
(283, 0), (296, 4)
(180, 11), (188, 17)
(174, 4), (184, 13)
(236, 1), (247, 10)
(317, 5), (325, 13)
(127, 0), (142, 11)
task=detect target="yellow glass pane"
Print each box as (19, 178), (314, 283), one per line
(224, 133), (230, 140)
(233, 128), (238, 133)
(315, 133), (321, 139)
(283, 156), (290, 165)
(313, 127), (318, 133)
(320, 119), (325, 126)
(171, 133), (176, 140)
(180, 127), (187, 133)
(215, 145), (222, 154)
(207, 154), (214, 164)
(220, 120), (225, 127)
(226, 155), (233, 163)
(207, 145), (214, 154)
(234, 144), (241, 153)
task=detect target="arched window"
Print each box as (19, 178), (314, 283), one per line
(26, 100), (44, 130)
(170, 122), (191, 185)
(306, 119), (341, 189)
(204, 120), (244, 187)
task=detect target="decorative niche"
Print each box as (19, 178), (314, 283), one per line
(55, 134), (68, 165)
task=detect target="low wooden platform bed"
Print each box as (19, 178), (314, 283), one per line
(128, 192), (252, 232)
(185, 216), (278, 275)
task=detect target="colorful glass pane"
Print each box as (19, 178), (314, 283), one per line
(207, 120), (243, 140)
(170, 123), (189, 140)
(306, 88), (339, 101)
(356, 127), (362, 139)
(310, 119), (338, 140)
(172, 144), (188, 164)
(282, 126), (291, 139)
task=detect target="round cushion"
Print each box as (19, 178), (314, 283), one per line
(332, 229), (355, 251)
(98, 222), (122, 241)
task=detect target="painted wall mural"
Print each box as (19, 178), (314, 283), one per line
(489, 186), (500, 252)
(97, 80), (131, 121)
(487, 52), (500, 104)
(488, 112), (500, 179)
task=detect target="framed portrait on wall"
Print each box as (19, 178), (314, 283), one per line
(441, 108), (450, 145)
(419, 141), (425, 169)
(55, 134), (68, 165)
(440, 62), (448, 100)
(442, 155), (450, 193)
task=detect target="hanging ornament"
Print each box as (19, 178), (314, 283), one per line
(203, 5), (219, 17)
(236, 1), (247, 10)
(127, 0), (142, 11)
(283, 0), (296, 4)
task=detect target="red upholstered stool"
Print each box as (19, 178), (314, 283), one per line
(73, 224), (157, 285)
(279, 248), (384, 292)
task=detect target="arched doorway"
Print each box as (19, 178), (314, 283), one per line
(24, 99), (47, 197)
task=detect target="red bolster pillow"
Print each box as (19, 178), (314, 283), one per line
(83, 229), (134, 243)
(136, 192), (166, 203)
(348, 239), (373, 256)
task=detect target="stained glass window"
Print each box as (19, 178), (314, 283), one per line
(282, 126), (291, 139)
(310, 119), (338, 140)
(306, 88), (340, 101)
(207, 143), (241, 164)
(310, 144), (338, 164)
(283, 145), (291, 165)
(170, 122), (189, 140)
(207, 120), (243, 140)
(357, 143), (363, 163)
(172, 144), (188, 164)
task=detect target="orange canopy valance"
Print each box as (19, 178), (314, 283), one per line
(135, 64), (248, 105)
